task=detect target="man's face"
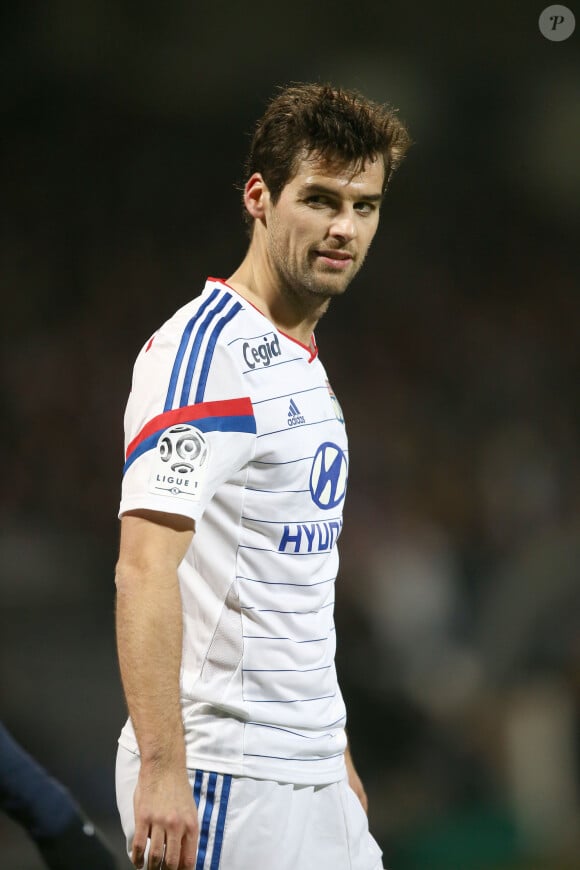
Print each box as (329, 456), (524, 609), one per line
(264, 153), (385, 304)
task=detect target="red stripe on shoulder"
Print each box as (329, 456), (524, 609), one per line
(125, 398), (253, 460)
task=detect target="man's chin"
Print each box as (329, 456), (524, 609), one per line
(310, 273), (352, 297)
(313, 259), (357, 286)
(279, 267), (353, 304)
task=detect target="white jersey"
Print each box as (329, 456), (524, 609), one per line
(119, 278), (349, 785)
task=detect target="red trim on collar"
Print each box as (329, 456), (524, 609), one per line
(208, 277), (319, 363)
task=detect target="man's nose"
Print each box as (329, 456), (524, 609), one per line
(329, 209), (356, 242)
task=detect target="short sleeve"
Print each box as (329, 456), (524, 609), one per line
(119, 313), (256, 522)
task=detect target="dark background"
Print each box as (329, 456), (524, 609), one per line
(1, 3), (579, 867)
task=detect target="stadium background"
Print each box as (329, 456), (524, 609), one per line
(1, 3), (579, 867)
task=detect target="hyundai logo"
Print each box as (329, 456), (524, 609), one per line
(309, 442), (348, 509)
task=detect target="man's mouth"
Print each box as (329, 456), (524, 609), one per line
(315, 250), (354, 269)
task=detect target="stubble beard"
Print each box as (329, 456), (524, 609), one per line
(271, 244), (362, 318)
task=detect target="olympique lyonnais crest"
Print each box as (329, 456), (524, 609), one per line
(326, 380), (344, 424)
(149, 424), (209, 500)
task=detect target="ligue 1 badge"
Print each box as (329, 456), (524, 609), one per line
(149, 424), (209, 500)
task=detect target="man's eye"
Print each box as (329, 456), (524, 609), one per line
(307, 195), (331, 207)
(355, 202), (375, 215)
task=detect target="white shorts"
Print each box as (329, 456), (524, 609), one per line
(116, 744), (384, 870)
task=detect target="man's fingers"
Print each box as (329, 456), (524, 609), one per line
(162, 825), (183, 870)
(132, 820), (198, 870)
(179, 828), (198, 869)
(131, 819), (150, 868)
(146, 825), (166, 869)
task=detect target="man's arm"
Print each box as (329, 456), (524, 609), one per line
(115, 509), (197, 870)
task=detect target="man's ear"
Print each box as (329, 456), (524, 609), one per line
(243, 173), (270, 222)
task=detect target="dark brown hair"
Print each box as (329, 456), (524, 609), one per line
(242, 82), (411, 225)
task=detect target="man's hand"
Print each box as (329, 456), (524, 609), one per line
(345, 744), (369, 814)
(131, 766), (198, 870)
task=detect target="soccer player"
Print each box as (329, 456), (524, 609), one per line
(115, 82), (411, 870)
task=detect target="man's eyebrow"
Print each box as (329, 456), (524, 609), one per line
(357, 192), (383, 202)
(300, 182), (383, 202)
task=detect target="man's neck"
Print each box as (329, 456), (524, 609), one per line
(227, 250), (327, 348)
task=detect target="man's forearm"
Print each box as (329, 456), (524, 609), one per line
(115, 563), (186, 768)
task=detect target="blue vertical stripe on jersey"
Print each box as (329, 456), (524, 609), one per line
(195, 302), (243, 403)
(179, 294), (232, 408)
(195, 771), (218, 870)
(193, 769), (203, 808)
(164, 287), (221, 412)
(209, 774), (232, 870)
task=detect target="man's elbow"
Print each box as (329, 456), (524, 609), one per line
(114, 558), (141, 594)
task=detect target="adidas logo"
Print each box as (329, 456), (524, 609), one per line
(287, 398), (306, 427)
